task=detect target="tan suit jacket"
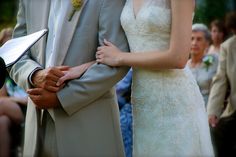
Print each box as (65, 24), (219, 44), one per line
(9, 0), (129, 156)
(207, 35), (236, 118)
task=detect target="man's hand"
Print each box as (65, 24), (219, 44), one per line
(32, 66), (69, 92)
(208, 115), (219, 128)
(27, 88), (60, 109)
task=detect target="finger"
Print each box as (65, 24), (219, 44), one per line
(44, 71), (62, 82)
(45, 75), (60, 83)
(27, 88), (43, 95)
(57, 66), (70, 71)
(96, 55), (103, 61)
(210, 118), (217, 127)
(104, 39), (113, 46)
(96, 53), (100, 59)
(209, 118), (214, 123)
(96, 53), (104, 60)
(211, 122), (216, 128)
(29, 95), (43, 107)
(97, 46), (102, 51)
(56, 76), (68, 86)
(59, 83), (65, 90)
(46, 86), (60, 92)
(56, 71), (69, 86)
(45, 80), (61, 89)
(96, 50), (101, 55)
(96, 51), (103, 57)
(52, 69), (66, 78)
(96, 58), (102, 63)
(29, 94), (41, 101)
(48, 67), (65, 79)
(45, 80), (57, 86)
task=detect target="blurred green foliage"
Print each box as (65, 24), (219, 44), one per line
(194, 0), (234, 26)
(0, 0), (235, 31)
(0, 0), (18, 30)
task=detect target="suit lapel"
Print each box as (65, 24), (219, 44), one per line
(52, 0), (89, 66)
(28, 0), (51, 66)
(29, 0), (51, 30)
(39, 1), (51, 66)
(24, 2), (51, 155)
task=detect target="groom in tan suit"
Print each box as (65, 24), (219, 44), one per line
(9, 0), (129, 156)
(207, 12), (236, 157)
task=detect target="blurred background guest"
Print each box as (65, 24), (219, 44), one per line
(188, 23), (218, 106)
(0, 76), (27, 157)
(208, 19), (227, 55)
(0, 28), (13, 46)
(0, 57), (6, 89)
(0, 28), (13, 89)
(0, 27), (27, 157)
(116, 69), (132, 157)
(207, 11), (236, 157)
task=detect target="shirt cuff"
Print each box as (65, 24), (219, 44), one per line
(28, 67), (43, 87)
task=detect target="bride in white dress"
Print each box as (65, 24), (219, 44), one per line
(96, 0), (214, 156)
(55, 0), (214, 156)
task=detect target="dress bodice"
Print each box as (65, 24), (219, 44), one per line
(121, 0), (171, 52)
(120, 0), (195, 101)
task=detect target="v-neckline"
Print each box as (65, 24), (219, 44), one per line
(131, 0), (146, 20)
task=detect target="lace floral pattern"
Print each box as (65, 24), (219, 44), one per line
(121, 0), (214, 156)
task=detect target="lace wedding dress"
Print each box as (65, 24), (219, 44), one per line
(120, 0), (214, 156)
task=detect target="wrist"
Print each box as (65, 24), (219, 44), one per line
(28, 67), (43, 87)
(31, 69), (42, 87)
(117, 52), (125, 66)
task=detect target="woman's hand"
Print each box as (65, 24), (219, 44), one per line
(56, 61), (95, 86)
(96, 39), (123, 66)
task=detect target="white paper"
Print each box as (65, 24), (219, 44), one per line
(0, 29), (48, 67)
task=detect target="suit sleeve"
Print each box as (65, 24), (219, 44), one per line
(207, 43), (229, 118)
(57, 0), (130, 116)
(9, 0), (43, 90)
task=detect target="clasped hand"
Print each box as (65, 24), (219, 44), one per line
(27, 65), (87, 109)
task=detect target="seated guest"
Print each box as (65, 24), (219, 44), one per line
(187, 23), (218, 106)
(0, 75), (27, 157)
(0, 27), (27, 157)
(116, 69), (133, 157)
(208, 19), (227, 55)
(0, 28), (13, 89)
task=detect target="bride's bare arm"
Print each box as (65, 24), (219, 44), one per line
(96, 0), (194, 70)
(56, 61), (96, 86)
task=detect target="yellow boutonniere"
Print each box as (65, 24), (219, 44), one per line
(68, 0), (83, 21)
